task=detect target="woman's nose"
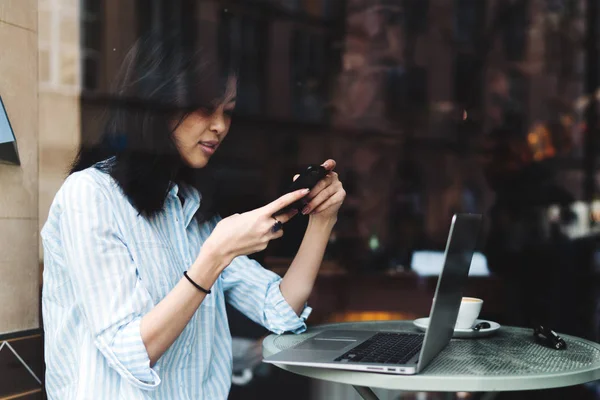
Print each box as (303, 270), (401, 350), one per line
(210, 112), (227, 134)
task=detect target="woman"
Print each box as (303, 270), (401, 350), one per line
(41, 32), (345, 399)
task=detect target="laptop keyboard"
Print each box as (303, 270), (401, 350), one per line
(334, 332), (424, 365)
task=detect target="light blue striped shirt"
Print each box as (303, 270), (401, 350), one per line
(41, 165), (311, 399)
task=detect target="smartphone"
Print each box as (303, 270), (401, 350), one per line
(273, 164), (328, 216)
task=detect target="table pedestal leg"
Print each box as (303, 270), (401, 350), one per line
(480, 393), (499, 400)
(352, 386), (380, 400)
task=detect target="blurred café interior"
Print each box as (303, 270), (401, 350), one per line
(2, 0), (600, 398)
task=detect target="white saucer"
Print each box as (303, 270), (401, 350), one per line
(413, 318), (501, 338)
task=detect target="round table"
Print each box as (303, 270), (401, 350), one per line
(262, 321), (600, 400)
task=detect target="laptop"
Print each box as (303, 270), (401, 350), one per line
(263, 213), (482, 375)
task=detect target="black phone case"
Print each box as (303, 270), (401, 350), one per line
(274, 165), (328, 216)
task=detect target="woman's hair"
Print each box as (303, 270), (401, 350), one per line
(70, 31), (236, 222)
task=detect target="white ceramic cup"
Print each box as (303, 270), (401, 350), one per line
(454, 297), (483, 329)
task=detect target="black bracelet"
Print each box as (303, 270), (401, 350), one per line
(183, 271), (211, 294)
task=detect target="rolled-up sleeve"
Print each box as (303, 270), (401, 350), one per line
(264, 277), (312, 334)
(59, 173), (160, 390)
(220, 252), (312, 335)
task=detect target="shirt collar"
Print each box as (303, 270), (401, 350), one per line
(168, 182), (179, 196)
(169, 182), (202, 228)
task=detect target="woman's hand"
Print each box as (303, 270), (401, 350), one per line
(203, 188), (309, 266)
(297, 159), (346, 223)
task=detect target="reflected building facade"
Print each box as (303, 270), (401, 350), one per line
(37, 0), (596, 275)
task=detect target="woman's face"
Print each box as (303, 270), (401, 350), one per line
(172, 78), (237, 168)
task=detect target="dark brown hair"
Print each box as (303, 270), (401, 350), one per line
(71, 31), (237, 221)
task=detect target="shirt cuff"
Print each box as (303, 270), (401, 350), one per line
(264, 280), (312, 335)
(96, 317), (161, 390)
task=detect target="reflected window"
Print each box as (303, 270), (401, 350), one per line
(277, 0), (300, 12)
(322, 0), (339, 19)
(404, 0), (429, 35)
(454, 0), (485, 50)
(81, 0), (103, 91)
(137, 0), (197, 42)
(291, 30), (330, 122)
(385, 66), (428, 123)
(502, 0), (529, 61)
(507, 70), (527, 108)
(219, 8), (268, 116)
(454, 53), (479, 105)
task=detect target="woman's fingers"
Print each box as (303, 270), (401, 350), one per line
(272, 208), (298, 224)
(308, 172), (336, 198)
(263, 217), (285, 241)
(261, 188), (310, 216)
(310, 189), (346, 214)
(269, 228), (285, 240)
(302, 182), (340, 215)
(261, 209), (297, 241)
(321, 159), (336, 171)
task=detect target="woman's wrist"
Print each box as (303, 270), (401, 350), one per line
(307, 214), (337, 232)
(204, 237), (236, 266)
(188, 242), (230, 289)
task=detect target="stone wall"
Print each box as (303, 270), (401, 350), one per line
(0, 0), (39, 335)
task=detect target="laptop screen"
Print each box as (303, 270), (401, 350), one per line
(417, 213), (482, 372)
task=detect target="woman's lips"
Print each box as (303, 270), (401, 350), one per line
(199, 141), (219, 155)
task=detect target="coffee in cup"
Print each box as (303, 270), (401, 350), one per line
(455, 297), (483, 329)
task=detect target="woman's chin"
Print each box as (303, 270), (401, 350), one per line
(182, 155), (210, 169)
